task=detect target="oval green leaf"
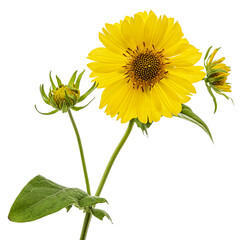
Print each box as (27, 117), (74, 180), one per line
(8, 175), (107, 222)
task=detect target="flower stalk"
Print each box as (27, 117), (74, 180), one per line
(95, 119), (135, 196)
(68, 109), (91, 195)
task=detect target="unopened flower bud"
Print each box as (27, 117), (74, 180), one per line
(35, 70), (96, 115)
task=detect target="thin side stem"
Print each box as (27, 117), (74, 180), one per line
(79, 119), (135, 240)
(68, 109), (91, 195)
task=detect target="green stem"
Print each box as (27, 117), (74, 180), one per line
(68, 109), (91, 195)
(80, 212), (92, 240)
(95, 119), (135, 196)
(79, 119), (135, 240)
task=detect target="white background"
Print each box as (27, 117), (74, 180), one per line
(0, 0), (239, 239)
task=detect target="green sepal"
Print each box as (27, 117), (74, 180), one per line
(211, 85), (234, 103)
(64, 90), (73, 107)
(177, 104), (213, 142)
(75, 70), (85, 89)
(208, 76), (226, 84)
(72, 98), (95, 111)
(62, 101), (68, 113)
(77, 82), (96, 103)
(40, 97), (50, 106)
(56, 75), (62, 87)
(40, 84), (49, 101)
(204, 46), (213, 64)
(91, 208), (113, 223)
(134, 118), (152, 136)
(39, 85), (50, 106)
(48, 94), (58, 109)
(208, 68), (228, 77)
(68, 70), (78, 87)
(66, 90), (78, 103)
(35, 105), (59, 115)
(49, 71), (57, 91)
(205, 81), (218, 113)
(8, 175), (108, 223)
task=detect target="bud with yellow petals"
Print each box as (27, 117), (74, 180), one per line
(204, 47), (232, 113)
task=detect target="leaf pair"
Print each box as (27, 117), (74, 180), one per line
(8, 175), (111, 223)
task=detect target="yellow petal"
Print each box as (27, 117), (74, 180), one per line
(159, 21), (183, 50)
(144, 12), (158, 48)
(99, 32), (124, 55)
(169, 50), (202, 67)
(165, 72), (196, 93)
(167, 66), (205, 83)
(92, 72), (126, 88)
(208, 48), (218, 64)
(87, 61), (123, 73)
(88, 47), (126, 63)
(121, 19), (137, 49)
(153, 15), (169, 49)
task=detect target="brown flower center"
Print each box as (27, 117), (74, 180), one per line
(122, 43), (169, 91)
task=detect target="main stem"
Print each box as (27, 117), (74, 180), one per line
(95, 119), (135, 196)
(68, 109), (91, 195)
(80, 119), (135, 240)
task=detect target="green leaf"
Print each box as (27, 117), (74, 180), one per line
(35, 105), (59, 115)
(8, 175), (107, 222)
(177, 104), (213, 142)
(49, 71), (57, 90)
(78, 196), (108, 207)
(75, 70), (85, 89)
(68, 70), (78, 87)
(91, 208), (112, 223)
(65, 205), (72, 212)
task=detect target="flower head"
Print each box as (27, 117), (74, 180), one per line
(88, 11), (205, 124)
(204, 47), (232, 113)
(35, 70), (96, 115)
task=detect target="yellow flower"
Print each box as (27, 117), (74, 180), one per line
(88, 11), (205, 123)
(204, 47), (232, 113)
